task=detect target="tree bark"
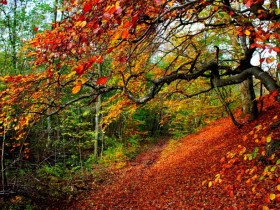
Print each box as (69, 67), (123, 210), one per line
(240, 76), (258, 120)
(94, 63), (103, 158)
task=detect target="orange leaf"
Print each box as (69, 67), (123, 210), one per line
(245, 30), (251, 36)
(266, 57), (275, 64)
(276, 194), (280, 202)
(228, 190), (234, 198)
(96, 76), (108, 85)
(123, 21), (131, 28)
(122, 29), (129, 39)
(72, 83), (82, 94)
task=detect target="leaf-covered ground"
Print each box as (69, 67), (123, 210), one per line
(68, 95), (280, 209)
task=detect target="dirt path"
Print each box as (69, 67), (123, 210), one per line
(68, 97), (280, 209)
(68, 116), (248, 209)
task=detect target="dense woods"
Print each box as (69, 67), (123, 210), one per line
(0, 0), (280, 209)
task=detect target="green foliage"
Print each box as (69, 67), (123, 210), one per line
(99, 135), (141, 168)
(38, 164), (64, 178)
(99, 143), (128, 168)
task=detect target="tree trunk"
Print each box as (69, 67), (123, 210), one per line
(240, 76), (258, 120)
(1, 125), (7, 192)
(94, 63), (103, 158)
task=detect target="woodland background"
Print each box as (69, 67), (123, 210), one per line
(0, 0), (280, 209)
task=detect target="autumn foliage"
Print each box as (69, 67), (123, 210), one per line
(1, 0), (280, 139)
(1, 0), (280, 208)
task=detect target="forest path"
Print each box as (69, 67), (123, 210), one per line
(69, 116), (247, 209)
(68, 97), (280, 209)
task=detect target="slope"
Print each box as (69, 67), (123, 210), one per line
(68, 94), (280, 209)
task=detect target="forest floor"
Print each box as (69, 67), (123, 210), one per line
(67, 94), (280, 209)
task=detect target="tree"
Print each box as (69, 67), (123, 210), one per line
(0, 0), (60, 75)
(1, 0), (280, 146)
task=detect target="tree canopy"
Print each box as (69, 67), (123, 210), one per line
(1, 0), (280, 143)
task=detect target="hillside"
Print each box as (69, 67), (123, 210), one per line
(68, 94), (280, 209)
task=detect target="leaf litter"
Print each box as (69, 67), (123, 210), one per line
(68, 94), (280, 209)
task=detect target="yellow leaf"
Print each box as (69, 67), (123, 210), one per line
(245, 30), (251, 36)
(266, 135), (272, 143)
(276, 185), (280, 191)
(80, 20), (87, 27)
(270, 193), (276, 200)
(262, 206), (269, 210)
(273, 115), (278, 120)
(75, 20), (87, 27)
(112, 31), (121, 41)
(255, 124), (262, 131)
(75, 21), (82, 27)
(78, 77), (87, 84)
(201, 180), (207, 186)
(208, 181), (213, 188)
(26, 52), (37, 57)
(67, 71), (76, 78)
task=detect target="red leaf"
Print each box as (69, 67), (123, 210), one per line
(107, 5), (116, 14)
(89, 56), (97, 63)
(77, 15), (85, 21)
(132, 14), (139, 26)
(84, 62), (93, 69)
(83, 2), (92, 13)
(154, 0), (163, 5)
(74, 65), (84, 76)
(245, 0), (252, 8)
(271, 90), (278, 97)
(117, 56), (127, 63)
(33, 27), (39, 32)
(96, 76), (108, 85)
(96, 56), (104, 63)
(259, 58), (265, 63)
(123, 21), (131, 28)
(107, 47), (114, 53)
(0, 0), (7, 5)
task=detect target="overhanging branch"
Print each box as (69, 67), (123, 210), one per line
(213, 66), (279, 92)
(125, 64), (279, 105)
